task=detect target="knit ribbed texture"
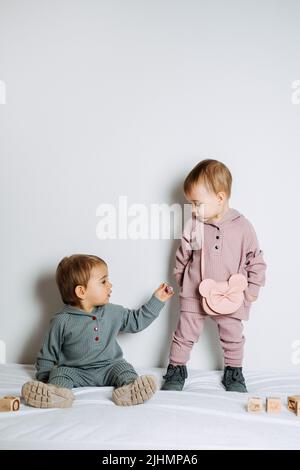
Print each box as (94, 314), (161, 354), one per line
(36, 294), (165, 383)
(174, 208), (267, 320)
(170, 308), (245, 366)
(106, 360), (138, 387)
(47, 361), (139, 388)
(48, 366), (76, 389)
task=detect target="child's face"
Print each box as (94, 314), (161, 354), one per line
(77, 264), (112, 310)
(185, 183), (226, 222)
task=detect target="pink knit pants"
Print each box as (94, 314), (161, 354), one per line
(170, 311), (245, 367)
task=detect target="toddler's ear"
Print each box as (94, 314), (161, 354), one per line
(228, 274), (248, 290)
(199, 279), (216, 297)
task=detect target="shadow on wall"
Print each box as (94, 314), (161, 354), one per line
(20, 273), (63, 364)
(157, 176), (223, 370)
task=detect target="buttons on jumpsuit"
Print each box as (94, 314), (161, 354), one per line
(92, 315), (100, 341)
(215, 232), (220, 250)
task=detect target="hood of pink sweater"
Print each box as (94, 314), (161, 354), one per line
(203, 208), (242, 228)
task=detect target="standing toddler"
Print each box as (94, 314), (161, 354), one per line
(162, 159), (267, 392)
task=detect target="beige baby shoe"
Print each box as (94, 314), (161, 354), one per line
(22, 380), (74, 408)
(112, 375), (157, 406)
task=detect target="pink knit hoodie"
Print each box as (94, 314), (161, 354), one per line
(174, 208), (267, 320)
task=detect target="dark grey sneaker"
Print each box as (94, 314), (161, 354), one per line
(222, 366), (248, 393)
(161, 364), (187, 391)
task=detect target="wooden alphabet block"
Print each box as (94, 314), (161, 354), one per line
(247, 397), (263, 413)
(266, 397), (281, 413)
(296, 400), (300, 417)
(287, 395), (300, 413)
(0, 396), (20, 412)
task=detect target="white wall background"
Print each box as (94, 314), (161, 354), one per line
(1, 0), (300, 371)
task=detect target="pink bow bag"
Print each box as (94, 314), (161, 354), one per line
(198, 225), (247, 315)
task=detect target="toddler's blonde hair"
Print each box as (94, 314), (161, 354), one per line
(184, 159), (232, 198)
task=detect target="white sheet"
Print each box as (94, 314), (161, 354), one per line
(0, 364), (300, 450)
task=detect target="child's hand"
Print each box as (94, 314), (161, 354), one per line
(244, 291), (258, 302)
(154, 283), (174, 302)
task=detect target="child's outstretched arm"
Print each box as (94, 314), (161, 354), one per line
(244, 222), (267, 302)
(35, 315), (66, 382)
(120, 283), (174, 333)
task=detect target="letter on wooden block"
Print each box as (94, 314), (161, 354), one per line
(296, 401), (300, 417)
(247, 397), (263, 413)
(0, 396), (20, 412)
(266, 397), (281, 413)
(287, 395), (300, 413)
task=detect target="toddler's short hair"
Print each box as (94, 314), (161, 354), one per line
(56, 254), (106, 305)
(183, 159), (232, 198)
